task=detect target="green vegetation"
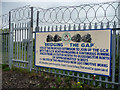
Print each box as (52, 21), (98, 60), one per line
(11, 65), (29, 74)
(57, 77), (62, 84)
(2, 64), (10, 71)
(72, 82), (83, 88)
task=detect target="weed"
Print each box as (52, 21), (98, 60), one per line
(57, 77), (62, 84)
(3, 67), (10, 71)
(45, 76), (50, 81)
(2, 64), (8, 69)
(2, 64), (10, 71)
(66, 77), (71, 82)
(0, 64), (1, 69)
(41, 72), (44, 77)
(11, 66), (29, 74)
(51, 86), (56, 88)
(72, 81), (83, 88)
(65, 77), (71, 85)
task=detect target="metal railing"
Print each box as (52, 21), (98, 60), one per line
(0, 1), (120, 89)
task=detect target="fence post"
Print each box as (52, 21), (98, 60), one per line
(8, 10), (13, 69)
(2, 30), (4, 64)
(28, 7), (33, 72)
(118, 34), (120, 90)
(118, 2), (120, 89)
(9, 11), (11, 64)
(9, 11), (11, 32)
(30, 7), (33, 29)
(118, 2), (120, 90)
(35, 11), (39, 32)
(9, 23), (13, 69)
(0, 28), (1, 56)
(112, 21), (116, 88)
(117, 33), (119, 56)
(34, 11), (39, 72)
(28, 21), (33, 72)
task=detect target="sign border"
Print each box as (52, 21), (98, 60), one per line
(34, 29), (112, 77)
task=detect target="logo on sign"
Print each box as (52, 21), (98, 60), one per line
(62, 32), (71, 45)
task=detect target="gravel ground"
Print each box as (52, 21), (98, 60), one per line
(2, 69), (77, 89)
(2, 70), (53, 89)
(2, 66), (112, 90)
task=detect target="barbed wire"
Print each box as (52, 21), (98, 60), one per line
(0, 1), (120, 29)
(0, 5), (31, 28)
(10, 5), (31, 22)
(0, 13), (9, 28)
(36, 1), (120, 24)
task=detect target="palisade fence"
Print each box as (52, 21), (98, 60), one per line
(0, 1), (120, 89)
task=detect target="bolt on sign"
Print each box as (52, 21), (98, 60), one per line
(35, 29), (112, 76)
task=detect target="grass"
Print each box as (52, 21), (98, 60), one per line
(2, 64), (10, 71)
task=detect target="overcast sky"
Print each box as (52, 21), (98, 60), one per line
(0, 0), (118, 15)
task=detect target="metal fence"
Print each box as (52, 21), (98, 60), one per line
(0, 1), (120, 89)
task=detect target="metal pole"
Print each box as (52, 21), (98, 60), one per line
(35, 9), (39, 72)
(112, 22), (116, 88)
(118, 2), (120, 90)
(5, 29), (7, 63)
(9, 11), (11, 32)
(35, 11), (39, 32)
(31, 7), (33, 29)
(117, 33), (119, 56)
(118, 34), (120, 90)
(28, 7), (33, 72)
(1, 30), (3, 64)
(9, 23), (13, 69)
(0, 29), (2, 65)
(8, 11), (11, 65)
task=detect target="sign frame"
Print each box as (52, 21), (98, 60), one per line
(34, 29), (112, 76)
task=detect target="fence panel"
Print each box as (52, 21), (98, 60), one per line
(1, 29), (9, 64)
(0, 1), (120, 89)
(8, 22), (32, 71)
